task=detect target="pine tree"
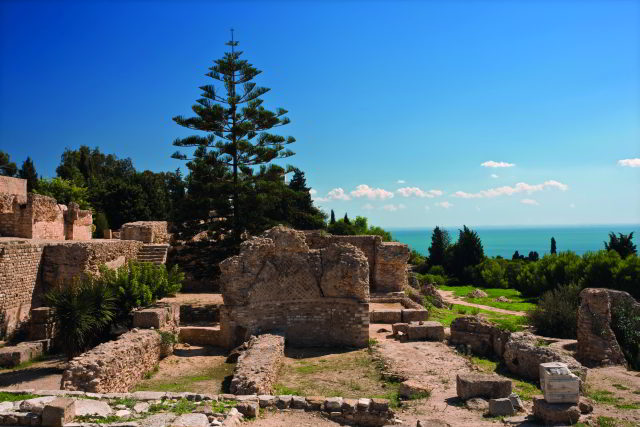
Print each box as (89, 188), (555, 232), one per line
(428, 226), (450, 267)
(18, 157), (38, 192)
(0, 151), (17, 177)
(343, 213), (350, 225)
(330, 210), (336, 225)
(172, 31), (295, 240)
(450, 225), (485, 282)
(605, 232), (637, 258)
(550, 237), (557, 255)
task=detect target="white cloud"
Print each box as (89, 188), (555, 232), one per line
(327, 188), (351, 201)
(397, 187), (443, 198)
(309, 188), (317, 195)
(382, 203), (406, 212)
(490, 174), (499, 178)
(618, 158), (640, 168)
(481, 160), (515, 168)
(436, 201), (453, 209)
(350, 184), (394, 200)
(397, 179), (406, 184)
(521, 198), (539, 205)
(362, 203), (375, 210)
(452, 180), (568, 199)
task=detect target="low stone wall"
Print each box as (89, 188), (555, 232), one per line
(576, 288), (639, 367)
(230, 334), (285, 395)
(41, 240), (142, 286)
(132, 303), (180, 330)
(121, 221), (171, 244)
(179, 303), (220, 324)
(450, 316), (511, 358)
(61, 329), (164, 393)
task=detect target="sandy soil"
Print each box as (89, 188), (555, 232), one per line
(438, 290), (527, 316)
(159, 293), (223, 306)
(0, 356), (65, 390)
(250, 410), (341, 426)
(584, 365), (640, 425)
(370, 302), (404, 311)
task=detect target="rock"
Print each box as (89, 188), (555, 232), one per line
(222, 407), (244, 426)
(392, 323), (409, 336)
(133, 402), (150, 413)
(402, 309), (429, 323)
(42, 398), (75, 427)
(74, 398), (113, 417)
(456, 374), (512, 400)
(276, 395), (293, 409)
(508, 392), (523, 411)
(502, 415), (530, 425)
(468, 289), (488, 298)
(115, 409), (131, 417)
(578, 398), (593, 414)
(398, 380), (431, 399)
(422, 283), (447, 308)
(464, 397), (488, 411)
(258, 395), (276, 408)
(324, 397), (343, 412)
(0, 401), (13, 411)
(305, 396), (325, 411)
(370, 309), (402, 324)
(450, 316), (511, 358)
(406, 321), (444, 341)
(291, 395), (306, 409)
(19, 396), (57, 414)
(235, 401), (259, 418)
(495, 296), (511, 303)
(377, 328), (390, 333)
(171, 412), (210, 426)
(370, 398), (390, 412)
(226, 342), (248, 363)
(356, 398), (371, 412)
(532, 397), (580, 425)
(488, 398), (515, 416)
(417, 420), (451, 427)
(230, 334), (284, 395)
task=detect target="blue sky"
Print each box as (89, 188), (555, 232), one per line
(1, 0), (638, 228)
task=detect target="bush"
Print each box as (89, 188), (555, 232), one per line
(528, 283), (581, 338)
(429, 265), (446, 276)
(45, 278), (116, 359)
(408, 249), (425, 266)
(611, 299), (640, 370)
(419, 273), (447, 287)
(479, 259), (508, 289)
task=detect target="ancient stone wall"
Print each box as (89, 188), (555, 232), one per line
(0, 176), (27, 201)
(230, 334), (285, 395)
(61, 329), (163, 392)
(0, 241), (45, 337)
(41, 240), (142, 286)
(121, 221), (171, 244)
(576, 288), (639, 367)
(219, 226), (370, 348)
(303, 231), (408, 293)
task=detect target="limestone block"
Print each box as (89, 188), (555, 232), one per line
(398, 380), (431, 399)
(0, 341), (44, 368)
(488, 398), (515, 416)
(401, 309), (429, 323)
(171, 413), (210, 426)
(235, 401), (259, 418)
(532, 397), (580, 425)
(456, 374), (512, 400)
(258, 395), (276, 408)
(74, 399), (113, 417)
(373, 242), (409, 293)
(291, 396), (306, 409)
(465, 397), (488, 411)
(230, 334), (284, 395)
(406, 322), (444, 341)
(392, 323), (409, 335)
(132, 308), (167, 329)
(19, 396), (57, 414)
(370, 309), (402, 324)
(324, 397), (343, 412)
(179, 326), (221, 346)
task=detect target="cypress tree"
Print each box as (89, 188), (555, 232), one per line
(330, 209), (336, 224)
(18, 157), (38, 192)
(172, 31), (295, 240)
(0, 151), (17, 177)
(343, 213), (350, 225)
(550, 237), (557, 254)
(428, 226), (450, 267)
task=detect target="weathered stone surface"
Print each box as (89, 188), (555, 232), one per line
(456, 374), (512, 400)
(401, 309), (429, 323)
(508, 393), (523, 411)
(406, 322), (444, 341)
(74, 398), (113, 417)
(121, 221), (171, 244)
(324, 397), (343, 412)
(61, 329), (163, 393)
(171, 413), (209, 427)
(532, 397), (580, 425)
(577, 288), (639, 367)
(19, 396), (57, 414)
(42, 398), (75, 427)
(230, 334), (284, 395)
(469, 289), (488, 298)
(179, 326), (221, 347)
(305, 396), (325, 411)
(464, 397), (488, 411)
(235, 401), (259, 418)
(416, 419), (451, 427)
(0, 341), (44, 368)
(503, 332), (587, 382)
(578, 398), (593, 414)
(488, 398), (515, 416)
(258, 395), (276, 408)
(370, 309), (402, 324)
(398, 380), (430, 399)
(373, 242), (409, 293)
(219, 226), (370, 348)
(422, 283), (447, 308)
(449, 316), (511, 358)
(392, 323), (409, 336)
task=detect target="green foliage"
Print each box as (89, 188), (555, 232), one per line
(93, 212), (109, 238)
(18, 157), (38, 193)
(528, 283), (581, 338)
(0, 392), (40, 402)
(45, 278), (116, 359)
(449, 225), (485, 283)
(479, 258), (508, 289)
(0, 151), (17, 177)
(611, 299), (640, 370)
(157, 330), (178, 346)
(34, 177), (91, 210)
(417, 273), (447, 287)
(330, 209), (336, 224)
(605, 232), (637, 259)
(551, 237), (557, 254)
(327, 215), (392, 241)
(428, 226), (450, 267)
(408, 249), (425, 266)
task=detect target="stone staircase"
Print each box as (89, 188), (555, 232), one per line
(136, 244), (169, 264)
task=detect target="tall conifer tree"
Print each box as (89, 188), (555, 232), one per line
(172, 31), (295, 240)
(18, 157), (38, 192)
(330, 210), (336, 224)
(550, 237), (557, 254)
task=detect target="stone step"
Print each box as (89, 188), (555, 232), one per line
(178, 326), (221, 347)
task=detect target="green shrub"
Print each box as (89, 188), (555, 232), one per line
(429, 265), (446, 276)
(479, 259), (508, 289)
(611, 299), (640, 370)
(419, 273), (447, 287)
(45, 278), (116, 359)
(528, 283), (581, 338)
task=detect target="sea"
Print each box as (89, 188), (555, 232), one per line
(388, 225), (640, 258)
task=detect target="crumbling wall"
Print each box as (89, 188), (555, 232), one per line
(576, 288), (639, 367)
(303, 231), (409, 293)
(121, 221), (171, 244)
(41, 240), (142, 286)
(0, 241), (45, 337)
(61, 329), (163, 392)
(64, 203), (92, 240)
(0, 177), (27, 237)
(230, 334), (285, 395)
(219, 226), (370, 348)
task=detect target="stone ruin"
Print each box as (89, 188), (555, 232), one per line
(119, 221), (171, 244)
(218, 226), (373, 348)
(577, 287), (640, 367)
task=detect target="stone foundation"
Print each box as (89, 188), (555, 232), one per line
(61, 329), (164, 393)
(576, 288), (639, 367)
(121, 221), (171, 244)
(230, 334), (285, 395)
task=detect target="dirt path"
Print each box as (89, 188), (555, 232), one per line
(369, 324), (500, 426)
(250, 410), (341, 426)
(0, 356), (65, 390)
(584, 365), (640, 426)
(438, 290), (527, 316)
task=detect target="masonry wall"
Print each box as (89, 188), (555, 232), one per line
(0, 176), (27, 200)
(61, 329), (163, 392)
(121, 221), (171, 244)
(0, 241), (45, 337)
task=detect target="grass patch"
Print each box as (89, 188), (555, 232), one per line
(111, 397), (137, 409)
(172, 398), (197, 415)
(587, 388), (640, 410)
(469, 355), (541, 401)
(427, 303), (527, 332)
(273, 384), (304, 396)
(440, 285), (537, 312)
(612, 383), (630, 391)
(0, 392), (40, 402)
(75, 415), (126, 424)
(211, 400), (236, 414)
(134, 361), (235, 393)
